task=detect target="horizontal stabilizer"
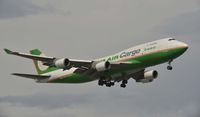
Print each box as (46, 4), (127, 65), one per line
(12, 73), (50, 80)
(4, 48), (13, 54)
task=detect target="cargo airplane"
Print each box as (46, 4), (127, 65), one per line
(4, 38), (188, 88)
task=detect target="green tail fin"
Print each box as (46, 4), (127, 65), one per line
(30, 49), (58, 75)
(4, 48), (13, 54)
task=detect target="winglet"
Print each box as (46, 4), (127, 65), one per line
(4, 48), (13, 54)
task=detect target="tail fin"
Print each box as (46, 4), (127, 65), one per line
(30, 49), (58, 75)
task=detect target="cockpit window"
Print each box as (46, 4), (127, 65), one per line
(168, 38), (175, 41)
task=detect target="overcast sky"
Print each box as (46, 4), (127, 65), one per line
(0, 0), (200, 117)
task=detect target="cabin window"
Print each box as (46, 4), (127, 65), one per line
(168, 39), (175, 41)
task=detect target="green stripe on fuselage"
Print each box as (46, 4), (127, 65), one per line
(49, 47), (187, 83)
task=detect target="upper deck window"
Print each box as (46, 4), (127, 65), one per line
(168, 38), (175, 41)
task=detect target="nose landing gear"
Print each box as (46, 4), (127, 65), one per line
(167, 60), (173, 70)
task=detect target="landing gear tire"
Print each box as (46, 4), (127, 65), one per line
(106, 82), (112, 87)
(122, 80), (128, 84)
(167, 66), (173, 70)
(111, 82), (115, 86)
(120, 84), (126, 88)
(98, 80), (104, 86)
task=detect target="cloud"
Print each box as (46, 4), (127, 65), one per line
(0, 106), (7, 117)
(0, 93), (90, 110)
(156, 9), (200, 42)
(0, 103), (75, 117)
(0, 0), (44, 19)
(0, 91), (199, 117)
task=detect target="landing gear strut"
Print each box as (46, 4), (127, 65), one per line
(167, 60), (173, 70)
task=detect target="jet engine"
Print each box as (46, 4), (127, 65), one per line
(94, 61), (111, 72)
(138, 70), (158, 83)
(54, 58), (70, 68)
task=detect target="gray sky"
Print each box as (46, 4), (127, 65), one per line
(0, 0), (200, 117)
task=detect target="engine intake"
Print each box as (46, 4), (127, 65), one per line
(144, 70), (158, 79)
(54, 58), (70, 68)
(139, 70), (158, 83)
(95, 61), (111, 72)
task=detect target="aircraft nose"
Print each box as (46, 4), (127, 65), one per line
(179, 42), (189, 54)
(182, 43), (189, 51)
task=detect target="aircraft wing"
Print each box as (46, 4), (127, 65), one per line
(110, 61), (135, 69)
(4, 48), (55, 62)
(74, 61), (134, 76)
(4, 49), (137, 73)
(64, 59), (92, 67)
(4, 48), (92, 68)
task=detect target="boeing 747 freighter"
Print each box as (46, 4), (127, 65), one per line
(4, 38), (188, 88)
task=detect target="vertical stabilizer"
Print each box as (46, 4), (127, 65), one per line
(30, 49), (58, 74)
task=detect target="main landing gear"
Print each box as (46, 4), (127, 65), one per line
(167, 60), (173, 70)
(106, 82), (115, 87)
(98, 79), (128, 88)
(98, 76), (128, 88)
(98, 79), (104, 86)
(120, 80), (128, 88)
(98, 80), (115, 87)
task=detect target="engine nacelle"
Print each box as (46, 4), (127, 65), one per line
(139, 70), (158, 83)
(95, 61), (111, 72)
(144, 70), (158, 79)
(54, 58), (70, 68)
